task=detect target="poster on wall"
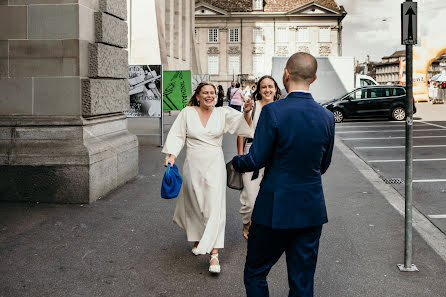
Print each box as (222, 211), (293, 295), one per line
(192, 74), (210, 92)
(163, 70), (192, 111)
(125, 65), (162, 118)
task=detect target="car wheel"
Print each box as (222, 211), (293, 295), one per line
(391, 106), (406, 121)
(332, 110), (344, 123)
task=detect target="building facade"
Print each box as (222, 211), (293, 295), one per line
(154, 0), (201, 72)
(375, 50), (444, 85)
(194, 0), (346, 87)
(128, 0), (201, 72)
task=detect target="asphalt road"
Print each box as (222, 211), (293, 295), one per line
(337, 117), (446, 236)
(2, 110), (446, 296)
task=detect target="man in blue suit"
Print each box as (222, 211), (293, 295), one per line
(232, 52), (335, 297)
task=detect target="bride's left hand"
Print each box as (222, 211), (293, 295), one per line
(243, 98), (254, 114)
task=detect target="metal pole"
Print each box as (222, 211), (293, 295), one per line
(404, 43), (414, 268)
(160, 66), (164, 147)
(398, 0), (418, 272)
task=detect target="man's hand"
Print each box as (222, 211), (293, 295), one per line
(164, 154), (176, 167)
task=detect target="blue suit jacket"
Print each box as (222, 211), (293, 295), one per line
(232, 92), (335, 229)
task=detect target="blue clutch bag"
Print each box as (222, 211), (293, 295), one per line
(161, 164), (182, 199)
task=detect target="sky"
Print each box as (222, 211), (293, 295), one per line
(337, 0), (445, 62)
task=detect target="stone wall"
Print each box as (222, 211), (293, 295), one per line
(0, 0), (139, 203)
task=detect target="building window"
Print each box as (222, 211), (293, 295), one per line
(253, 0), (263, 10)
(208, 56), (219, 75)
(253, 28), (263, 43)
(208, 28), (218, 43)
(228, 56), (240, 75)
(319, 27), (330, 43)
(229, 28), (239, 43)
(194, 29), (198, 42)
(253, 55), (264, 76)
(276, 27), (288, 43)
(297, 27), (309, 42)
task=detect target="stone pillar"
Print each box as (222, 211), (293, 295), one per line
(0, 0), (138, 203)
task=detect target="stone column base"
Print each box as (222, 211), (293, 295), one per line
(0, 114), (138, 203)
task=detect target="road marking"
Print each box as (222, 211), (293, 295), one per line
(413, 179), (446, 183)
(337, 128), (443, 134)
(355, 145), (446, 149)
(428, 215), (446, 219)
(335, 137), (446, 263)
(343, 135), (446, 140)
(418, 121), (446, 129)
(337, 125), (419, 129)
(368, 158), (446, 163)
(339, 121), (404, 124)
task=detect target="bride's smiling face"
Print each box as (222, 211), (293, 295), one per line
(197, 85), (216, 108)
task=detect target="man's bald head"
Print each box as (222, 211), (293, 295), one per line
(285, 52), (317, 84)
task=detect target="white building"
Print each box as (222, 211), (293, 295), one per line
(195, 0), (347, 87)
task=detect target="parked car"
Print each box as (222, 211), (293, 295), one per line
(322, 85), (416, 123)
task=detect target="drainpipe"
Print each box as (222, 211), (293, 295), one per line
(337, 18), (342, 56)
(274, 18), (276, 55)
(240, 18), (243, 83)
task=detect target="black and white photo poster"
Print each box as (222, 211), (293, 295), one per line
(125, 65), (162, 117)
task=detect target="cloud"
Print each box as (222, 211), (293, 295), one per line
(337, 0), (444, 62)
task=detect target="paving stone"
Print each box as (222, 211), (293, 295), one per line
(0, 41), (7, 78)
(33, 77), (81, 116)
(79, 4), (95, 43)
(28, 4), (79, 39)
(0, 78), (33, 115)
(0, 6), (27, 39)
(95, 12), (128, 48)
(99, 0), (127, 20)
(9, 39), (80, 77)
(9, 0), (99, 10)
(82, 78), (129, 116)
(89, 43), (128, 78)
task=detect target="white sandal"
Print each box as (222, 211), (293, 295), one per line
(209, 253), (221, 274)
(191, 242), (199, 255)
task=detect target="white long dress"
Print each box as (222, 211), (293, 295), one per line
(162, 106), (253, 255)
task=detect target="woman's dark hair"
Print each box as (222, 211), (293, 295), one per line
(218, 85), (224, 93)
(187, 82), (216, 106)
(235, 82), (241, 88)
(252, 75), (281, 101)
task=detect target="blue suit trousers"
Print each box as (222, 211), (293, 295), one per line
(244, 223), (323, 297)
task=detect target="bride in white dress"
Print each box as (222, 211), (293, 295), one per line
(162, 82), (253, 274)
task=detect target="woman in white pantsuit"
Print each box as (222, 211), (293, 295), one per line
(162, 82), (253, 274)
(237, 75), (281, 240)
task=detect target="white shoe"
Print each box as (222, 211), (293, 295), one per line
(209, 253), (220, 274)
(191, 247), (199, 255)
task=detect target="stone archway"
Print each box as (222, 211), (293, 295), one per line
(413, 32), (446, 101)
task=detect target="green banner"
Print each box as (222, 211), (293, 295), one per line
(163, 70), (192, 111)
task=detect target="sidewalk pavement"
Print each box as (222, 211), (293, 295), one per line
(414, 101), (446, 121)
(1, 112), (446, 297)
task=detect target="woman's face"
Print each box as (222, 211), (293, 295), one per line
(259, 78), (277, 101)
(197, 85), (216, 108)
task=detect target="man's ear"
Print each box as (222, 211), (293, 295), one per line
(310, 75), (317, 85)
